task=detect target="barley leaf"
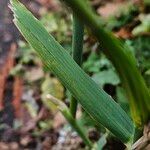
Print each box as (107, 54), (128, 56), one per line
(10, 0), (134, 143)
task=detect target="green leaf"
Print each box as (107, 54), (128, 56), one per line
(83, 52), (113, 74)
(92, 70), (120, 88)
(10, 0), (134, 143)
(83, 52), (101, 73)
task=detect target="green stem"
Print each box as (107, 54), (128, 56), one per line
(46, 94), (92, 148)
(62, 109), (93, 148)
(70, 13), (84, 118)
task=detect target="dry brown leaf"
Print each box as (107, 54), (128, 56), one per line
(114, 28), (132, 39)
(25, 67), (44, 82)
(97, 2), (126, 18)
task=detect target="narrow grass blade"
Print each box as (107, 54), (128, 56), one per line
(10, 0), (134, 143)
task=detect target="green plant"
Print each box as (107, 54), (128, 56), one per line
(61, 0), (150, 127)
(10, 0), (150, 149)
(46, 94), (92, 148)
(69, 13), (84, 118)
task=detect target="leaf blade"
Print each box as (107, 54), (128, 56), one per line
(10, 0), (134, 143)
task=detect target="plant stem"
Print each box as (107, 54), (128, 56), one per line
(70, 13), (84, 118)
(62, 109), (93, 148)
(46, 94), (92, 148)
